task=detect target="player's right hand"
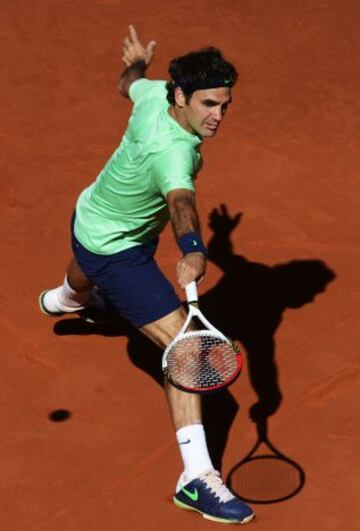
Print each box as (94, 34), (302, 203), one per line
(176, 252), (207, 289)
(122, 25), (156, 67)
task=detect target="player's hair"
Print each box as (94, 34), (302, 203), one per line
(166, 47), (238, 104)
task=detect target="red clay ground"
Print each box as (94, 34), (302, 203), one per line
(1, 1), (359, 530)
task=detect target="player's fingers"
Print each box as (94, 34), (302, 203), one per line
(145, 41), (156, 65)
(129, 24), (139, 43)
(123, 36), (131, 48)
(176, 259), (183, 275)
(122, 55), (131, 67)
(122, 47), (133, 61)
(146, 40), (156, 54)
(179, 275), (193, 289)
(178, 267), (198, 288)
(176, 262), (188, 287)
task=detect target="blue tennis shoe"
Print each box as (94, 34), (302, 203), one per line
(174, 470), (255, 524)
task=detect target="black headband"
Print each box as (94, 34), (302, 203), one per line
(170, 74), (234, 92)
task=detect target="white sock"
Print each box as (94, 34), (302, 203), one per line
(176, 424), (214, 487)
(43, 276), (91, 313)
(58, 276), (90, 307)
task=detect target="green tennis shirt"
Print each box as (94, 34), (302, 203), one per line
(74, 79), (203, 254)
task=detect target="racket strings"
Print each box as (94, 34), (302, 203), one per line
(167, 334), (239, 390)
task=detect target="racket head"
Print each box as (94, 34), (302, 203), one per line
(162, 330), (242, 393)
(228, 453), (305, 504)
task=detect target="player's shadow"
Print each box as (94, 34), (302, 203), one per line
(198, 204), (335, 475)
(53, 204), (335, 475)
(201, 205), (335, 422)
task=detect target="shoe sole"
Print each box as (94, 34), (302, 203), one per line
(173, 497), (255, 525)
(38, 291), (65, 317)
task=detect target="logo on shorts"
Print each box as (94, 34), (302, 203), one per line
(192, 240), (198, 246)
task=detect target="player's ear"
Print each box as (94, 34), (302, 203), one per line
(174, 87), (186, 108)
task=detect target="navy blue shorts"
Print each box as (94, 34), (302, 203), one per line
(71, 216), (181, 328)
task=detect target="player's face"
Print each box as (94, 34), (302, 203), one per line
(182, 87), (232, 138)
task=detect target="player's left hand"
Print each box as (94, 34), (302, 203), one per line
(122, 25), (156, 67)
(176, 252), (206, 289)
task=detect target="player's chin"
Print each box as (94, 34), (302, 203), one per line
(201, 126), (218, 137)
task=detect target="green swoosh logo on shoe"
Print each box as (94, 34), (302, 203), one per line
(182, 487), (199, 501)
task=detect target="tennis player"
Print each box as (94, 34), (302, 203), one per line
(39, 25), (254, 524)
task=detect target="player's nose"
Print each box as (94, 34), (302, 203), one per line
(212, 107), (223, 122)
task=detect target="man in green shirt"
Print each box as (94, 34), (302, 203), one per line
(40, 26), (254, 524)
(75, 77), (202, 255)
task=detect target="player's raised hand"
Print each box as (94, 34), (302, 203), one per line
(122, 25), (156, 67)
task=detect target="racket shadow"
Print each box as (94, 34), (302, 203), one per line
(226, 417), (306, 504)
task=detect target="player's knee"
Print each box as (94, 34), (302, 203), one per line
(141, 307), (187, 348)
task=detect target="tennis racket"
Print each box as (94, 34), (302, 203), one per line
(162, 281), (242, 393)
(227, 418), (305, 504)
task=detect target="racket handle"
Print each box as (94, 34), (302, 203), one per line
(185, 281), (198, 303)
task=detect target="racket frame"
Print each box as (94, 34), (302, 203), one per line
(162, 282), (242, 393)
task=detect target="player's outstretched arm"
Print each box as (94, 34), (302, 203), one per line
(167, 189), (207, 289)
(118, 25), (156, 98)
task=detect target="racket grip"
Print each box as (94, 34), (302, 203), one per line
(185, 281), (198, 303)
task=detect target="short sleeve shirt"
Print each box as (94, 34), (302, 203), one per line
(74, 79), (203, 254)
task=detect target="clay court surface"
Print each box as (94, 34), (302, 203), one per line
(1, 0), (359, 529)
